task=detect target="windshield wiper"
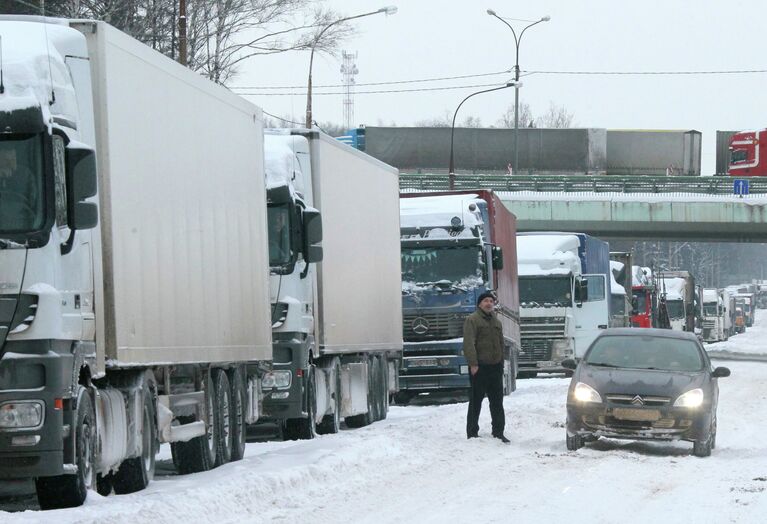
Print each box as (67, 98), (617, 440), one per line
(587, 362), (621, 368)
(0, 238), (27, 249)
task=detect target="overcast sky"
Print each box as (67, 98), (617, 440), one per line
(235, 0), (767, 175)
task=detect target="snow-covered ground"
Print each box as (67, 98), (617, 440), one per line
(3, 333), (767, 522)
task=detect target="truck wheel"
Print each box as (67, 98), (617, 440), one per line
(393, 391), (413, 406)
(112, 383), (157, 494)
(370, 357), (381, 422)
(36, 386), (95, 509)
(345, 358), (375, 428)
(228, 367), (247, 461)
(171, 371), (218, 473)
(283, 366), (317, 440)
(378, 356), (389, 420)
(213, 369), (233, 466)
(693, 436), (712, 457)
(317, 361), (341, 435)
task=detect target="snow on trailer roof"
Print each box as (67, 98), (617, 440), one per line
(264, 132), (306, 194)
(610, 271), (625, 295)
(632, 265), (652, 287)
(702, 288), (720, 303)
(658, 276), (686, 301)
(516, 234), (581, 277)
(400, 194), (483, 229)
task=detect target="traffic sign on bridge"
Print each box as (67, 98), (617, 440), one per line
(734, 179), (750, 196)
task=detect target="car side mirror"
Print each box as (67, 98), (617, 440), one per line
(302, 208), (323, 264)
(712, 366), (730, 378)
(561, 358), (577, 370)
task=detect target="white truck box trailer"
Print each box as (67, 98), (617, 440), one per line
(0, 18), (271, 508)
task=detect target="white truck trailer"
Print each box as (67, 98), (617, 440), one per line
(0, 18), (271, 508)
(261, 130), (402, 438)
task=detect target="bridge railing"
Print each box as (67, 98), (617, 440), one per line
(399, 174), (767, 195)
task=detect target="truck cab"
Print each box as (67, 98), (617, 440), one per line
(398, 192), (519, 401)
(728, 129), (767, 177)
(516, 233), (610, 373)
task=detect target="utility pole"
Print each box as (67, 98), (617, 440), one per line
(178, 0), (187, 66)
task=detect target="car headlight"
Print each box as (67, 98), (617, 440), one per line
(572, 382), (602, 403)
(0, 401), (44, 429)
(262, 371), (292, 390)
(673, 388), (704, 408)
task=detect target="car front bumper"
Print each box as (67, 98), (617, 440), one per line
(566, 402), (713, 442)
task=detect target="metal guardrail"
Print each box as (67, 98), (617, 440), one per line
(399, 174), (767, 195)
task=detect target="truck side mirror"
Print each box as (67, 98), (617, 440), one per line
(303, 208), (323, 263)
(575, 279), (588, 304)
(491, 245), (504, 270)
(66, 145), (98, 230)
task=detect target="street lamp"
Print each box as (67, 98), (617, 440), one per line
(449, 82), (516, 189)
(305, 6), (397, 128)
(487, 9), (550, 174)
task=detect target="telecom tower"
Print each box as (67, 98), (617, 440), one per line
(340, 50), (359, 130)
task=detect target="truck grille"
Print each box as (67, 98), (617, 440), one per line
(702, 320), (716, 329)
(519, 316), (566, 338)
(519, 338), (553, 363)
(403, 313), (467, 341)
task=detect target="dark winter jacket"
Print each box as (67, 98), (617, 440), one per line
(462, 309), (504, 367)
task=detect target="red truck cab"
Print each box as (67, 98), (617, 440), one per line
(631, 286), (654, 328)
(728, 129), (767, 176)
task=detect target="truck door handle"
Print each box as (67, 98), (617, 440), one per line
(598, 325), (608, 329)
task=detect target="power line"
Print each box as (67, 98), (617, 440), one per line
(229, 70), (512, 90)
(240, 82), (509, 97)
(262, 109), (303, 126)
(525, 68), (767, 75)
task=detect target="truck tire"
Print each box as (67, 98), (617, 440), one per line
(317, 360), (341, 435)
(378, 356), (389, 421)
(112, 383), (157, 494)
(345, 358), (375, 428)
(36, 386), (96, 509)
(283, 366), (317, 440)
(213, 369), (233, 466)
(171, 371), (218, 474)
(228, 367), (247, 461)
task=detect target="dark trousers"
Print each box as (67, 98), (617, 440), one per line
(466, 362), (505, 437)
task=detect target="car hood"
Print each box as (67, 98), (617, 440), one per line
(578, 364), (706, 397)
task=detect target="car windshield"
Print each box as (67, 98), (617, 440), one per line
(585, 334), (704, 372)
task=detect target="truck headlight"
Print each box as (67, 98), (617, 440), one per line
(262, 371), (292, 389)
(0, 401), (44, 429)
(572, 382), (602, 404)
(673, 388), (704, 408)
(551, 339), (572, 359)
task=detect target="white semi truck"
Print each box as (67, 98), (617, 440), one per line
(0, 18), (272, 508)
(261, 130), (403, 438)
(701, 288), (730, 342)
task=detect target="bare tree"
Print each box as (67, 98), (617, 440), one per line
(4, 1), (355, 85)
(497, 102), (534, 128)
(535, 102), (575, 129)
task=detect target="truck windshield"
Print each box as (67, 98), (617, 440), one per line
(518, 276), (572, 307)
(666, 299), (685, 320)
(703, 304), (718, 316)
(611, 294), (626, 316)
(0, 134), (45, 233)
(632, 290), (648, 314)
(401, 245), (483, 286)
(267, 205), (291, 267)
(730, 149), (748, 164)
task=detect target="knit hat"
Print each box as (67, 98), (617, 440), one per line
(477, 291), (497, 306)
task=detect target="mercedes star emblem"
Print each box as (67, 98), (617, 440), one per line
(411, 317), (430, 335)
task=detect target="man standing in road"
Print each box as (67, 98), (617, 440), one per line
(463, 291), (509, 443)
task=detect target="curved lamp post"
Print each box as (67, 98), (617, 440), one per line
(449, 82), (516, 189)
(487, 9), (550, 174)
(305, 6), (397, 128)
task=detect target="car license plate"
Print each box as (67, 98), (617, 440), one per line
(410, 359), (438, 368)
(612, 408), (661, 421)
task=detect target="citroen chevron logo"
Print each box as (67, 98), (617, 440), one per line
(412, 317), (429, 335)
(631, 395), (645, 406)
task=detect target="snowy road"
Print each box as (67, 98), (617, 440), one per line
(2, 359), (767, 523)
